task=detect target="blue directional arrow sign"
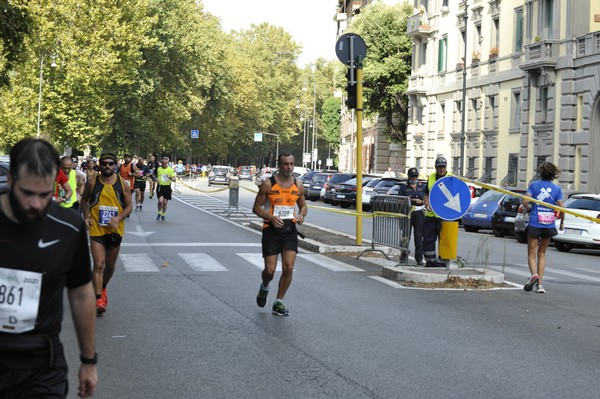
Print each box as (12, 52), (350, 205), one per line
(190, 129), (199, 139)
(429, 176), (472, 220)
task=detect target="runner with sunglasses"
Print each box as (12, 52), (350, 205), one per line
(80, 153), (132, 315)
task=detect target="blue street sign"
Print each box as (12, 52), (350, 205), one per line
(191, 129), (199, 139)
(429, 176), (471, 220)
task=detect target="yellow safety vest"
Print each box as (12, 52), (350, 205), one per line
(60, 170), (78, 208)
(425, 171), (452, 218)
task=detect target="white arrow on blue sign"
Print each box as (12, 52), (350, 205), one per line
(191, 130), (199, 139)
(429, 176), (472, 220)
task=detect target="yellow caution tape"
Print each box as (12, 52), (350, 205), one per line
(457, 177), (600, 224)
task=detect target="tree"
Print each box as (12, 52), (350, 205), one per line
(347, 2), (413, 143)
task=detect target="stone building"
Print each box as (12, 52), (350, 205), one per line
(405, 0), (600, 191)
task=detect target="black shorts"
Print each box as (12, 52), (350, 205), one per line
(156, 185), (172, 200)
(526, 225), (558, 239)
(0, 367), (68, 398)
(261, 223), (298, 257)
(134, 180), (146, 191)
(91, 233), (123, 248)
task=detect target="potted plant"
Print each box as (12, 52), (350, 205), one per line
(471, 51), (481, 63)
(489, 47), (499, 59)
(533, 36), (542, 43)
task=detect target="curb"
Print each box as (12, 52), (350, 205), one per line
(381, 266), (505, 284)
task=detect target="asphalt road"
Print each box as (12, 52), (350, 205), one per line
(59, 178), (600, 398)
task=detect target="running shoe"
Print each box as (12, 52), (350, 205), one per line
(272, 301), (289, 316)
(156, 213), (161, 221)
(101, 288), (108, 310)
(96, 298), (106, 315)
(139, 205), (142, 211)
(537, 284), (546, 293)
(256, 284), (269, 308)
(524, 274), (539, 292)
(160, 215), (166, 221)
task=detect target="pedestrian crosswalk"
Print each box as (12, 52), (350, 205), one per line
(174, 194), (261, 223)
(117, 252), (365, 273)
(490, 263), (600, 285)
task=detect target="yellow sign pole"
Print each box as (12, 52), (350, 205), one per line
(355, 65), (364, 245)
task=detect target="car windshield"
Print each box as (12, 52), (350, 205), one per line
(313, 175), (329, 183)
(478, 189), (505, 202)
(213, 167), (228, 174)
(564, 197), (600, 211)
(365, 179), (381, 188)
(330, 174), (352, 183)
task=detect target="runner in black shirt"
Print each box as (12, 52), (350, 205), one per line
(0, 138), (98, 398)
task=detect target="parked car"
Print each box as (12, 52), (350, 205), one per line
(514, 190), (586, 243)
(368, 177), (404, 208)
(333, 176), (377, 209)
(467, 182), (485, 205)
(208, 165), (231, 186)
(490, 188), (527, 237)
(323, 173), (355, 204)
(300, 170), (318, 198)
(0, 161), (9, 193)
(461, 189), (505, 233)
(553, 194), (600, 252)
(238, 166), (253, 180)
(361, 178), (381, 211)
(307, 172), (334, 201)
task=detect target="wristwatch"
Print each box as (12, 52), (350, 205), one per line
(80, 352), (98, 365)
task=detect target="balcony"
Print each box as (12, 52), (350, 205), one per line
(407, 12), (432, 38)
(407, 74), (429, 95)
(521, 39), (560, 71)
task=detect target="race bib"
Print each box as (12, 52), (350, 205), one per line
(538, 211), (555, 225)
(160, 174), (170, 183)
(99, 205), (119, 226)
(0, 267), (42, 333)
(274, 205), (295, 219)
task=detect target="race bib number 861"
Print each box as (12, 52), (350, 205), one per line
(0, 267), (42, 333)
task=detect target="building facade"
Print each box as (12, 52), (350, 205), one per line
(336, 0), (407, 174)
(406, 0), (600, 191)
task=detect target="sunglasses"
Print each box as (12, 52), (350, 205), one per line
(100, 161), (116, 166)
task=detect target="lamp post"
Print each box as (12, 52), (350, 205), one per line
(459, 3), (468, 177)
(36, 54), (57, 139)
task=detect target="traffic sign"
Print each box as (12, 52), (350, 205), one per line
(254, 132), (263, 142)
(190, 129), (199, 139)
(335, 33), (367, 66)
(429, 176), (471, 220)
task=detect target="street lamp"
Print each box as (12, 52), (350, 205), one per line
(459, 2), (468, 177)
(37, 54), (57, 138)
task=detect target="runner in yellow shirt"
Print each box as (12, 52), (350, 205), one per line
(155, 156), (176, 221)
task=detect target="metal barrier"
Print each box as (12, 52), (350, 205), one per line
(222, 178), (251, 217)
(357, 195), (412, 264)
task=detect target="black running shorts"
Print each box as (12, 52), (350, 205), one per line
(134, 180), (146, 191)
(91, 233), (123, 249)
(261, 225), (298, 257)
(526, 225), (558, 239)
(156, 185), (172, 200)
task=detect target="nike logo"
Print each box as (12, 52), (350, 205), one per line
(38, 239), (60, 249)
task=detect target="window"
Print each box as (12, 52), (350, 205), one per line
(466, 157), (476, 179)
(420, 0), (429, 13)
(452, 157), (460, 175)
(540, 86), (549, 123)
(492, 18), (500, 48)
(421, 42), (428, 67)
(536, 156), (547, 169)
(482, 157), (493, 182)
(515, 8), (524, 52)
(543, 0), (554, 39)
(438, 35), (447, 72)
(507, 154), (518, 186)
(440, 102), (446, 133)
(511, 90), (521, 129)
(416, 157), (422, 170)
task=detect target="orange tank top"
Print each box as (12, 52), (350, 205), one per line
(262, 176), (301, 229)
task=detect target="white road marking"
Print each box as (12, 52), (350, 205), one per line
(238, 253), (283, 272)
(119, 254), (159, 272)
(178, 253), (228, 272)
(297, 254), (364, 272)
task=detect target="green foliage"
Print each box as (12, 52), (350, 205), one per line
(321, 96), (341, 151)
(347, 2), (413, 143)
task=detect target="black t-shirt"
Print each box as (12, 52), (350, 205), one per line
(0, 201), (92, 338)
(147, 161), (157, 175)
